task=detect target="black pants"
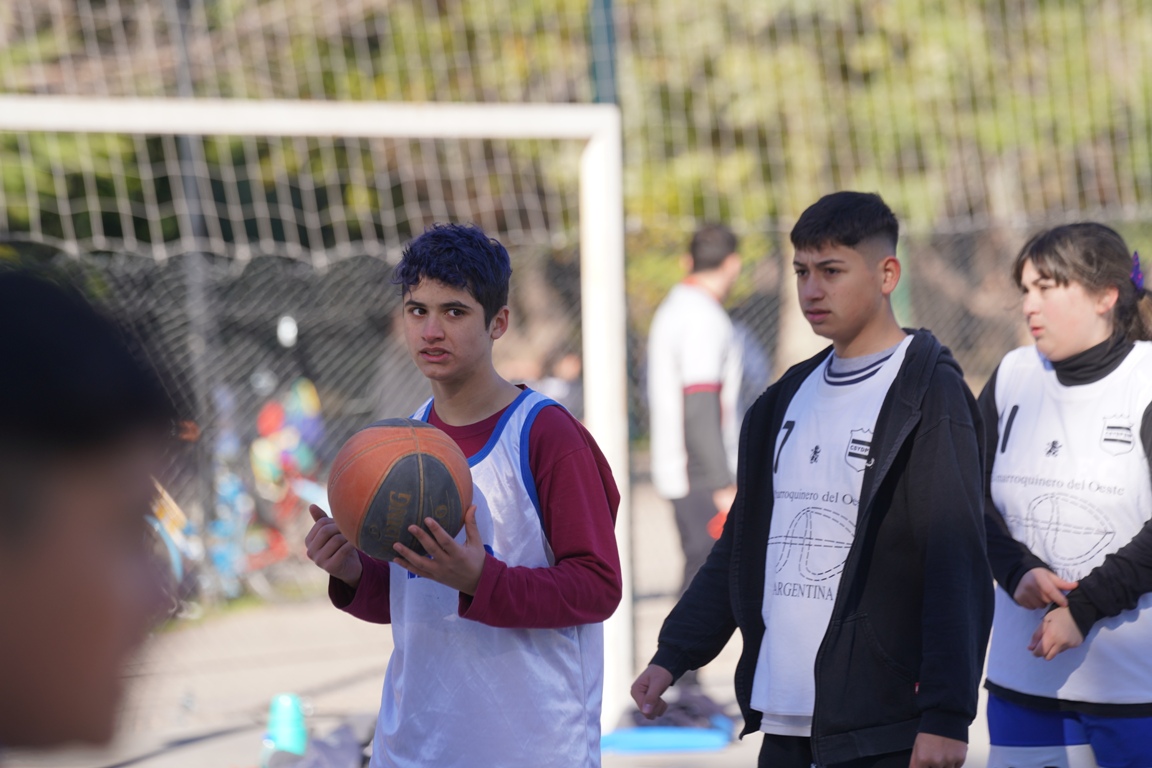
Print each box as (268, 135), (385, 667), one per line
(758, 733), (914, 768)
(671, 488), (717, 594)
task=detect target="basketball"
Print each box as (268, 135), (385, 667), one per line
(327, 419), (473, 562)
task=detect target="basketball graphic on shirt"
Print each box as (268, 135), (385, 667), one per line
(1005, 492), (1116, 572)
(767, 506), (855, 581)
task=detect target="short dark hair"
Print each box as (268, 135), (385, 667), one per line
(790, 191), (899, 254)
(689, 223), (738, 272)
(392, 223), (512, 326)
(0, 271), (174, 540)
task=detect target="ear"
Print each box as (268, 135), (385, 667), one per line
(1096, 285), (1119, 316)
(680, 253), (693, 274)
(878, 256), (902, 297)
(488, 306), (510, 341)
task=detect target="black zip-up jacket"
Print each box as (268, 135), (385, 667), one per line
(650, 330), (993, 765)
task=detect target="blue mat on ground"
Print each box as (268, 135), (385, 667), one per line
(601, 724), (731, 754)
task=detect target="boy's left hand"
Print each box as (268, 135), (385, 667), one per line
(392, 505), (486, 596)
(910, 733), (966, 768)
(1028, 605), (1084, 660)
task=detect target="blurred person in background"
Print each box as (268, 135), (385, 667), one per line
(645, 223), (743, 697)
(982, 223), (1152, 768)
(0, 271), (172, 754)
(533, 347), (584, 419)
(647, 223), (744, 603)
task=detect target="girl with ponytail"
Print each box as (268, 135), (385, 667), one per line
(983, 222), (1152, 768)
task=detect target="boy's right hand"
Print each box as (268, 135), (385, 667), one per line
(1013, 567), (1078, 609)
(630, 664), (674, 719)
(305, 505), (363, 589)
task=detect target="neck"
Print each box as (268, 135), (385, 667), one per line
(1050, 335), (1133, 386)
(832, 308), (906, 358)
(684, 271), (728, 303)
(429, 366), (521, 426)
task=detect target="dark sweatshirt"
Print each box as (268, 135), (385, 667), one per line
(651, 329), (993, 765)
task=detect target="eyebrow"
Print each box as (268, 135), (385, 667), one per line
(403, 298), (472, 310)
(793, 258), (847, 268)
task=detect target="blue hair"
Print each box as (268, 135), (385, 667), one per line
(392, 223), (512, 326)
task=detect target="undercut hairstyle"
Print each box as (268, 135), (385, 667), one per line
(790, 191), (899, 254)
(392, 223), (513, 327)
(689, 223), (738, 273)
(1013, 222), (1152, 342)
(0, 271), (175, 542)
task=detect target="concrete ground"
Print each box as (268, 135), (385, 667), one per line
(4, 481), (988, 768)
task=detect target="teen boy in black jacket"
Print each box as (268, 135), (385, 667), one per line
(632, 192), (993, 768)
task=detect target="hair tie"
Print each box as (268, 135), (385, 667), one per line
(1133, 251), (1144, 292)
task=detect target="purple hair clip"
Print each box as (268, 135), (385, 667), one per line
(1133, 251), (1145, 292)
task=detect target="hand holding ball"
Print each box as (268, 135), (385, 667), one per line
(327, 419), (473, 562)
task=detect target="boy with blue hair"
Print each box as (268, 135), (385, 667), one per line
(306, 223), (622, 767)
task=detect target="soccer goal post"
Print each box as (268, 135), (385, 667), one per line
(0, 95), (633, 731)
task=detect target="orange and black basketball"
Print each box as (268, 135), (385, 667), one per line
(327, 419), (472, 562)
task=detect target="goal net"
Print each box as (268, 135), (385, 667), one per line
(0, 96), (633, 727)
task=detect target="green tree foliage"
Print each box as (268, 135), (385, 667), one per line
(2, 0), (1151, 364)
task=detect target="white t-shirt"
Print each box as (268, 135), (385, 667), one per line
(752, 336), (911, 736)
(987, 343), (1152, 705)
(647, 282), (742, 499)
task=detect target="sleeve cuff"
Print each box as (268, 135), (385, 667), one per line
(1004, 555), (1049, 598)
(917, 709), (970, 743)
(650, 646), (692, 683)
(331, 550), (389, 618)
(329, 574), (357, 608)
(458, 553), (502, 621)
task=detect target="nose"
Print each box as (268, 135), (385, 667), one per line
(1021, 289), (1038, 318)
(421, 314), (445, 341)
(798, 273), (823, 303)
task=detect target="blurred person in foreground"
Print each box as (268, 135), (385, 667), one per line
(633, 192), (993, 768)
(0, 271), (172, 754)
(982, 223), (1152, 768)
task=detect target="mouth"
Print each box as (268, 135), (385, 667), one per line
(804, 308), (831, 323)
(1029, 325), (1043, 338)
(419, 347), (450, 362)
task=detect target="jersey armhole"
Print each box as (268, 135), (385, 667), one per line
(519, 400), (567, 536)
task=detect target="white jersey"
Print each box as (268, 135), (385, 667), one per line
(647, 281), (742, 499)
(371, 389), (604, 767)
(987, 343), (1152, 704)
(752, 336), (911, 736)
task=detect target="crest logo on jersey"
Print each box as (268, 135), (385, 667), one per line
(845, 428), (873, 472)
(1101, 415), (1135, 456)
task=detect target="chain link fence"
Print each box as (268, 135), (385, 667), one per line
(4, 1), (1152, 604)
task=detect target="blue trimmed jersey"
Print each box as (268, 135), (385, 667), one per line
(370, 389), (604, 767)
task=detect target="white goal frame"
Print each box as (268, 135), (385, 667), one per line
(0, 95), (633, 730)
